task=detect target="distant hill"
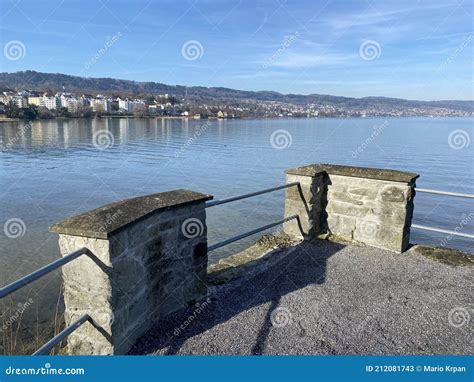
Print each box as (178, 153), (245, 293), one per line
(0, 70), (472, 112)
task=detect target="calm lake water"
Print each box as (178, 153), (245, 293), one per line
(0, 117), (472, 353)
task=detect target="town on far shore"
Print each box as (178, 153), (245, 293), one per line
(0, 88), (472, 122)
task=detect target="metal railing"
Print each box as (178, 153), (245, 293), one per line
(0, 247), (91, 355)
(206, 182), (300, 208)
(33, 314), (90, 355)
(206, 182), (301, 251)
(413, 187), (474, 239)
(0, 247), (89, 299)
(415, 188), (474, 199)
(208, 215), (298, 252)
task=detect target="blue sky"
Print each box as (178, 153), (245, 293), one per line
(0, 0), (472, 100)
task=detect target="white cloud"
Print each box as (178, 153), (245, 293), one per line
(270, 52), (357, 68)
(322, 3), (456, 31)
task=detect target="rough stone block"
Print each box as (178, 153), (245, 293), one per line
(326, 200), (370, 218)
(380, 185), (409, 203)
(327, 214), (356, 238)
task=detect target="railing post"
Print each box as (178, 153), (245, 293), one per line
(49, 189), (212, 355)
(284, 164), (419, 252)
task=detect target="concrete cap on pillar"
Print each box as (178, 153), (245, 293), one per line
(49, 189), (213, 239)
(285, 163), (419, 184)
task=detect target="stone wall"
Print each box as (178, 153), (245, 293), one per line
(50, 189), (212, 355)
(284, 164), (418, 252)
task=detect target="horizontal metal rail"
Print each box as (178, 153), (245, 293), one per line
(206, 182), (300, 208)
(413, 187), (474, 240)
(412, 224), (474, 239)
(416, 188), (474, 199)
(33, 314), (90, 355)
(0, 247), (89, 299)
(208, 215), (298, 252)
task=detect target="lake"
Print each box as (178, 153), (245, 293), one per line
(0, 117), (472, 353)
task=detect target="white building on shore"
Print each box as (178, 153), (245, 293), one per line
(91, 97), (111, 113)
(118, 98), (132, 113)
(41, 95), (61, 110)
(117, 98), (146, 113)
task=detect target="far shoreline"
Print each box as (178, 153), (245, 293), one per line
(1, 115), (473, 124)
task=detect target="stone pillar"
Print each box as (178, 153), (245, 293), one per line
(284, 164), (419, 252)
(49, 189), (212, 355)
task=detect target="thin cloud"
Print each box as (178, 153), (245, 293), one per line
(270, 52), (358, 68)
(322, 3), (457, 30)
